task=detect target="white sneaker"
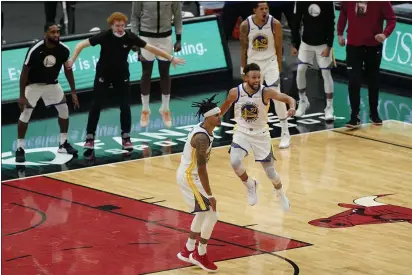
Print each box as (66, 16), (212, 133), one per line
(295, 99), (310, 117)
(279, 132), (291, 149)
(247, 179), (259, 206)
(324, 106), (335, 121)
(275, 188), (290, 211)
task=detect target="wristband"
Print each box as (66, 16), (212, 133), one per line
(176, 34), (182, 41)
(205, 194), (214, 199)
(240, 67), (244, 74)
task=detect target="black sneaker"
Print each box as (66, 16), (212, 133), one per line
(58, 140), (78, 154)
(345, 115), (361, 129)
(370, 114), (383, 125)
(15, 147), (25, 163)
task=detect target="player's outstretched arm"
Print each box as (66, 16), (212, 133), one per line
(67, 39), (91, 68)
(219, 88), (238, 117)
(239, 20), (249, 77)
(143, 44), (185, 68)
(265, 87), (296, 117)
(192, 133), (213, 197)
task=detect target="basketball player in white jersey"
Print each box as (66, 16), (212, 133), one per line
(176, 95), (221, 273)
(239, 1), (291, 149)
(220, 63), (295, 209)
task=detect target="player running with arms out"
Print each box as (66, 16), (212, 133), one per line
(176, 95), (221, 273)
(16, 22), (79, 162)
(220, 63), (295, 210)
(239, 1), (291, 149)
(67, 12), (184, 151)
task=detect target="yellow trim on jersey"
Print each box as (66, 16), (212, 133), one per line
(185, 149), (207, 211)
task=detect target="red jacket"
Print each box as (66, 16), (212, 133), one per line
(337, 1), (396, 46)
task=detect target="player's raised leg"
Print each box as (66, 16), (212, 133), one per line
(230, 133), (259, 206)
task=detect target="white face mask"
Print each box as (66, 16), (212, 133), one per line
(113, 31), (125, 38)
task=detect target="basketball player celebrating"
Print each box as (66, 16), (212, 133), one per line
(239, 1), (291, 149)
(16, 23), (79, 162)
(291, 2), (336, 120)
(67, 12), (184, 151)
(220, 63), (295, 209)
(176, 95), (221, 272)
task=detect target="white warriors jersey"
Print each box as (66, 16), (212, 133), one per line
(234, 83), (269, 130)
(247, 14), (276, 61)
(179, 123), (214, 176)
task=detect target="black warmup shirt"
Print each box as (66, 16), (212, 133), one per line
(89, 30), (147, 74)
(24, 40), (70, 85)
(291, 2), (335, 49)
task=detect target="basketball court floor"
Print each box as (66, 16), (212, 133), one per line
(2, 80), (412, 275)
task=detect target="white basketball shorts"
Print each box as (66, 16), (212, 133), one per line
(140, 35), (173, 62)
(231, 125), (275, 162)
(176, 167), (211, 213)
(298, 41), (334, 69)
(248, 57), (280, 87)
(25, 83), (65, 108)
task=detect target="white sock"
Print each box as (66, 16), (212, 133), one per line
(186, 238), (196, 251)
(60, 133), (68, 145)
(141, 94), (150, 111)
(298, 90), (307, 101)
(326, 97), (333, 108)
(17, 139), (24, 149)
(198, 243), (207, 256)
(243, 177), (254, 188)
(161, 94), (170, 111)
(280, 119), (288, 133)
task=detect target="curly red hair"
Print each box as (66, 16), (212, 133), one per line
(107, 12), (128, 25)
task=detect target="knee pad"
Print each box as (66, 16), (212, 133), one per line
(200, 209), (218, 240)
(190, 212), (206, 233)
(262, 162), (281, 183)
(296, 64), (309, 90)
(230, 149), (246, 176)
(19, 108), (34, 123)
(55, 103), (69, 119)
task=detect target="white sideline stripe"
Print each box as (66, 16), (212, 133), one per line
(2, 124), (364, 183)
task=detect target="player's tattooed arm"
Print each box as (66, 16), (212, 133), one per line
(192, 133), (213, 196)
(239, 20), (249, 74)
(219, 88), (238, 117)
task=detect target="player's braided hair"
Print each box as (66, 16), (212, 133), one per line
(192, 94), (219, 120)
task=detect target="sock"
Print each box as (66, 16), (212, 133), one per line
(17, 139), (24, 149)
(161, 94), (170, 111)
(298, 89), (307, 101)
(60, 133), (67, 145)
(186, 238), (196, 251)
(326, 97), (333, 108)
(86, 133), (94, 140)
(243, 177), (254, 188)
(280, 119), (288, 133)
(198, 243), (207, 256)
(141, 94), (150, 111)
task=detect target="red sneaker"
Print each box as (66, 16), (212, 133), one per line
(189, 249), (218, 272)
(177, 245), (195, 263)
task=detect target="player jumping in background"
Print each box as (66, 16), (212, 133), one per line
(176, 95), (222, 273)
(291, 1), (336, 121)
(220, 63), (295, 210)
(239, 1), (291, 149)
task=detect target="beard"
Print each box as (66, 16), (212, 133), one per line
(47, 37), (60, 45)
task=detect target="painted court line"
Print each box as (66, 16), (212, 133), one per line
(2, 121), (399, 183)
